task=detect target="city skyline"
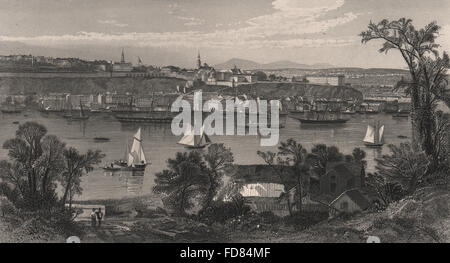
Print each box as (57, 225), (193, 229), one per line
(0, 0), (449, 69)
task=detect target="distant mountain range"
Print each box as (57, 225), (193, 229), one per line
(214, 58), (335, 70)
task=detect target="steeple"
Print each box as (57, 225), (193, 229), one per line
(197, 50), (201, 69)
(121, 48), (125, 63)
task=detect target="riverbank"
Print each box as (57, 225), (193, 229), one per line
(72, 184), (450, 243)
(2, 184), (449, 243)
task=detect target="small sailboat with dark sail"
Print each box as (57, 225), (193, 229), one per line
(178, 125), (211, 149)
(363, 121), (385, 148)
(71, 102), (89, 120)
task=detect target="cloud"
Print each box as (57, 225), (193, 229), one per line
(0, 0), (359, 50)
(98, 19), (128, 28)
(0, 31), (358, 49)
(175, 16), (205, 26)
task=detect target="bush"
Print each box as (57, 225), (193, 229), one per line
(283, 211), (329, 230)
(0, 196), (18, 217)
(0, 183), (21, 206)
(198, 200), (250, 225)
(258, 211), (281, 225)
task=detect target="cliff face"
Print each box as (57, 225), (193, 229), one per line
(216, 82), (363, 101)
(0, 77), (187, 95)
(0, 77), (362, 101)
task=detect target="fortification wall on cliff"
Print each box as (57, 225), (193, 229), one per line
(0, 76), (187, 95)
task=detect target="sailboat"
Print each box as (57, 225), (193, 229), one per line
(71, 102), (89, 120)
(125, 128), (148, 172)
(178, 125), (211, 149)
(63, 102), (73, 118)
(363, 121), (385, 147)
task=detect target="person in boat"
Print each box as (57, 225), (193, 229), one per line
(96, 208), (103, 228)
(90, 208), (97, 228)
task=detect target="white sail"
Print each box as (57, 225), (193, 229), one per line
(127, 153), (135, 166)
(378, 125), (385, 143)
(178, 125), (211, 147)
(363, 125), (375, 143)
(178, 124), (196, 146)
(128, 128), (147, 166)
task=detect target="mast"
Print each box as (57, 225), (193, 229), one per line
(374, 121), (379, 144)
(123, 139), (130, 161)
(79, 102), (84, 117)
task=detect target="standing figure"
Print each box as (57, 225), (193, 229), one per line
(90, 208), (97, 228)
(96, 208), (104, 228)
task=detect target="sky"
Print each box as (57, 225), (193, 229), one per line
(0, 0), (449, 68)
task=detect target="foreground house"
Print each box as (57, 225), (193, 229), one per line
(329, 189), (370, 217)
(229, 165), (329, 216)
(319, 162), (365, 199)
(240, 182), (290, 216)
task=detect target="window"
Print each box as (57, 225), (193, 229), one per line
(340, 201), (349, 210)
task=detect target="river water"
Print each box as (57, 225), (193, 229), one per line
(0, 111), (412, 201)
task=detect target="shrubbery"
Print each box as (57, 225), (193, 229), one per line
(198, 199), (250, 225)
(283, 211), (329, 230)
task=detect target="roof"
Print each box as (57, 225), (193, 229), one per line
(240, 183), (285, 198)
(230, 164), (296, 187)
(331, 189), (370, 210)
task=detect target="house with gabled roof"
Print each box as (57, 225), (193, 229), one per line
(329, 188), (371, 217)
(319, 162), (365, 199)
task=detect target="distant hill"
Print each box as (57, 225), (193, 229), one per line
(214, 58), (261, 70)
(214, 58), (334, 70)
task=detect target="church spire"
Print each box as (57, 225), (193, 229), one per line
(121, 48), (125, 63)
(197, 50), (201, 69)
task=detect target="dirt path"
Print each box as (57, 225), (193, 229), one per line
(79, 217), (177, 243)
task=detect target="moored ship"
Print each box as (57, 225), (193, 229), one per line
(1, 104), (23, 113)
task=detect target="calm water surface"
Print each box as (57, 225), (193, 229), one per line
(0, 111), (412, 201)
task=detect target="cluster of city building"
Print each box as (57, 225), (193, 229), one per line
(0, 49), (147, 74)
(38, 92), (180, 112)
(0, 50), (362, 90)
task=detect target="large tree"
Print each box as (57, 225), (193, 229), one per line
(258, 139), (310, 212)
(60, 147), (104, 208)
(0, 122), (104, 211)
(202, 143), (234, 210)
(153, 151), (208, 215)
(361, 18), (450, 170)
(306, 144), (344, 177)
(0, 122), (65, 210)
(375, 143), (429, 194)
